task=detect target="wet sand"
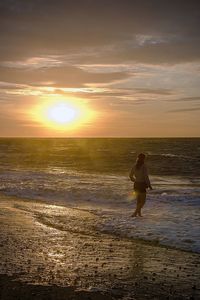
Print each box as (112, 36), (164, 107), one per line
(0, 194), (199, 300)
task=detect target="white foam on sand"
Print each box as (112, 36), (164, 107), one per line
(91, 193), (200, 253)
(0, 170), (200, 253)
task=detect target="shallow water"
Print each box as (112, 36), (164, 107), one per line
(0, 138), (200, 253)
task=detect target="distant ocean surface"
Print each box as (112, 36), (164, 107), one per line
(0, 138), (200, 253)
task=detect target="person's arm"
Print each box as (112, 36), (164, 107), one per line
(129, 166), (135, 182)
(143, 165), (152, 189)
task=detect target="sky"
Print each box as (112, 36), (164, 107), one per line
(0, 0), (200, 137)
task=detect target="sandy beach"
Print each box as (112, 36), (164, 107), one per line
(0, 194), (199, 300)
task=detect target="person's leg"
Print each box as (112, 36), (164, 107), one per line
(132, 192), (140, 217)
(138, 192), (146, 216)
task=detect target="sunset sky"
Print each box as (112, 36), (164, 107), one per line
(0, 0), (200, 137)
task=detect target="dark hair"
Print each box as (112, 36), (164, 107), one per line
(135, 153), (146, 170)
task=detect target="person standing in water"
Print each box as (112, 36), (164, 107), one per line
(129, 153), (152, 217)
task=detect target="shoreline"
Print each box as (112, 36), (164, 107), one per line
(0, 194), (199, 299)
(1, 192), (199, 255)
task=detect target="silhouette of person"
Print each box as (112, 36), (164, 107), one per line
(129, 153), (152, 217)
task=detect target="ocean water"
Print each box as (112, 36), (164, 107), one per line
(0, 138), (200, 253)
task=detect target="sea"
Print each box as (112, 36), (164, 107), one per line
(0, 138), (200, 253)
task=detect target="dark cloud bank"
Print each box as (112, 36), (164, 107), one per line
(0, 0), (200, 63)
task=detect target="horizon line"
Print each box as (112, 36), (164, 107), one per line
(0, 136), (199, 139)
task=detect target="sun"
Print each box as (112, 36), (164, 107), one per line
(30, 98), (95, 132)
(47, 103), (78, 125)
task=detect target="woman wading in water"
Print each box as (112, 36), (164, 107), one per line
(129, 153), (152, 217)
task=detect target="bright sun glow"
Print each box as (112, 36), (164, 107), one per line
(30, 98), (95, 132)
(47, 103), (77, 124)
